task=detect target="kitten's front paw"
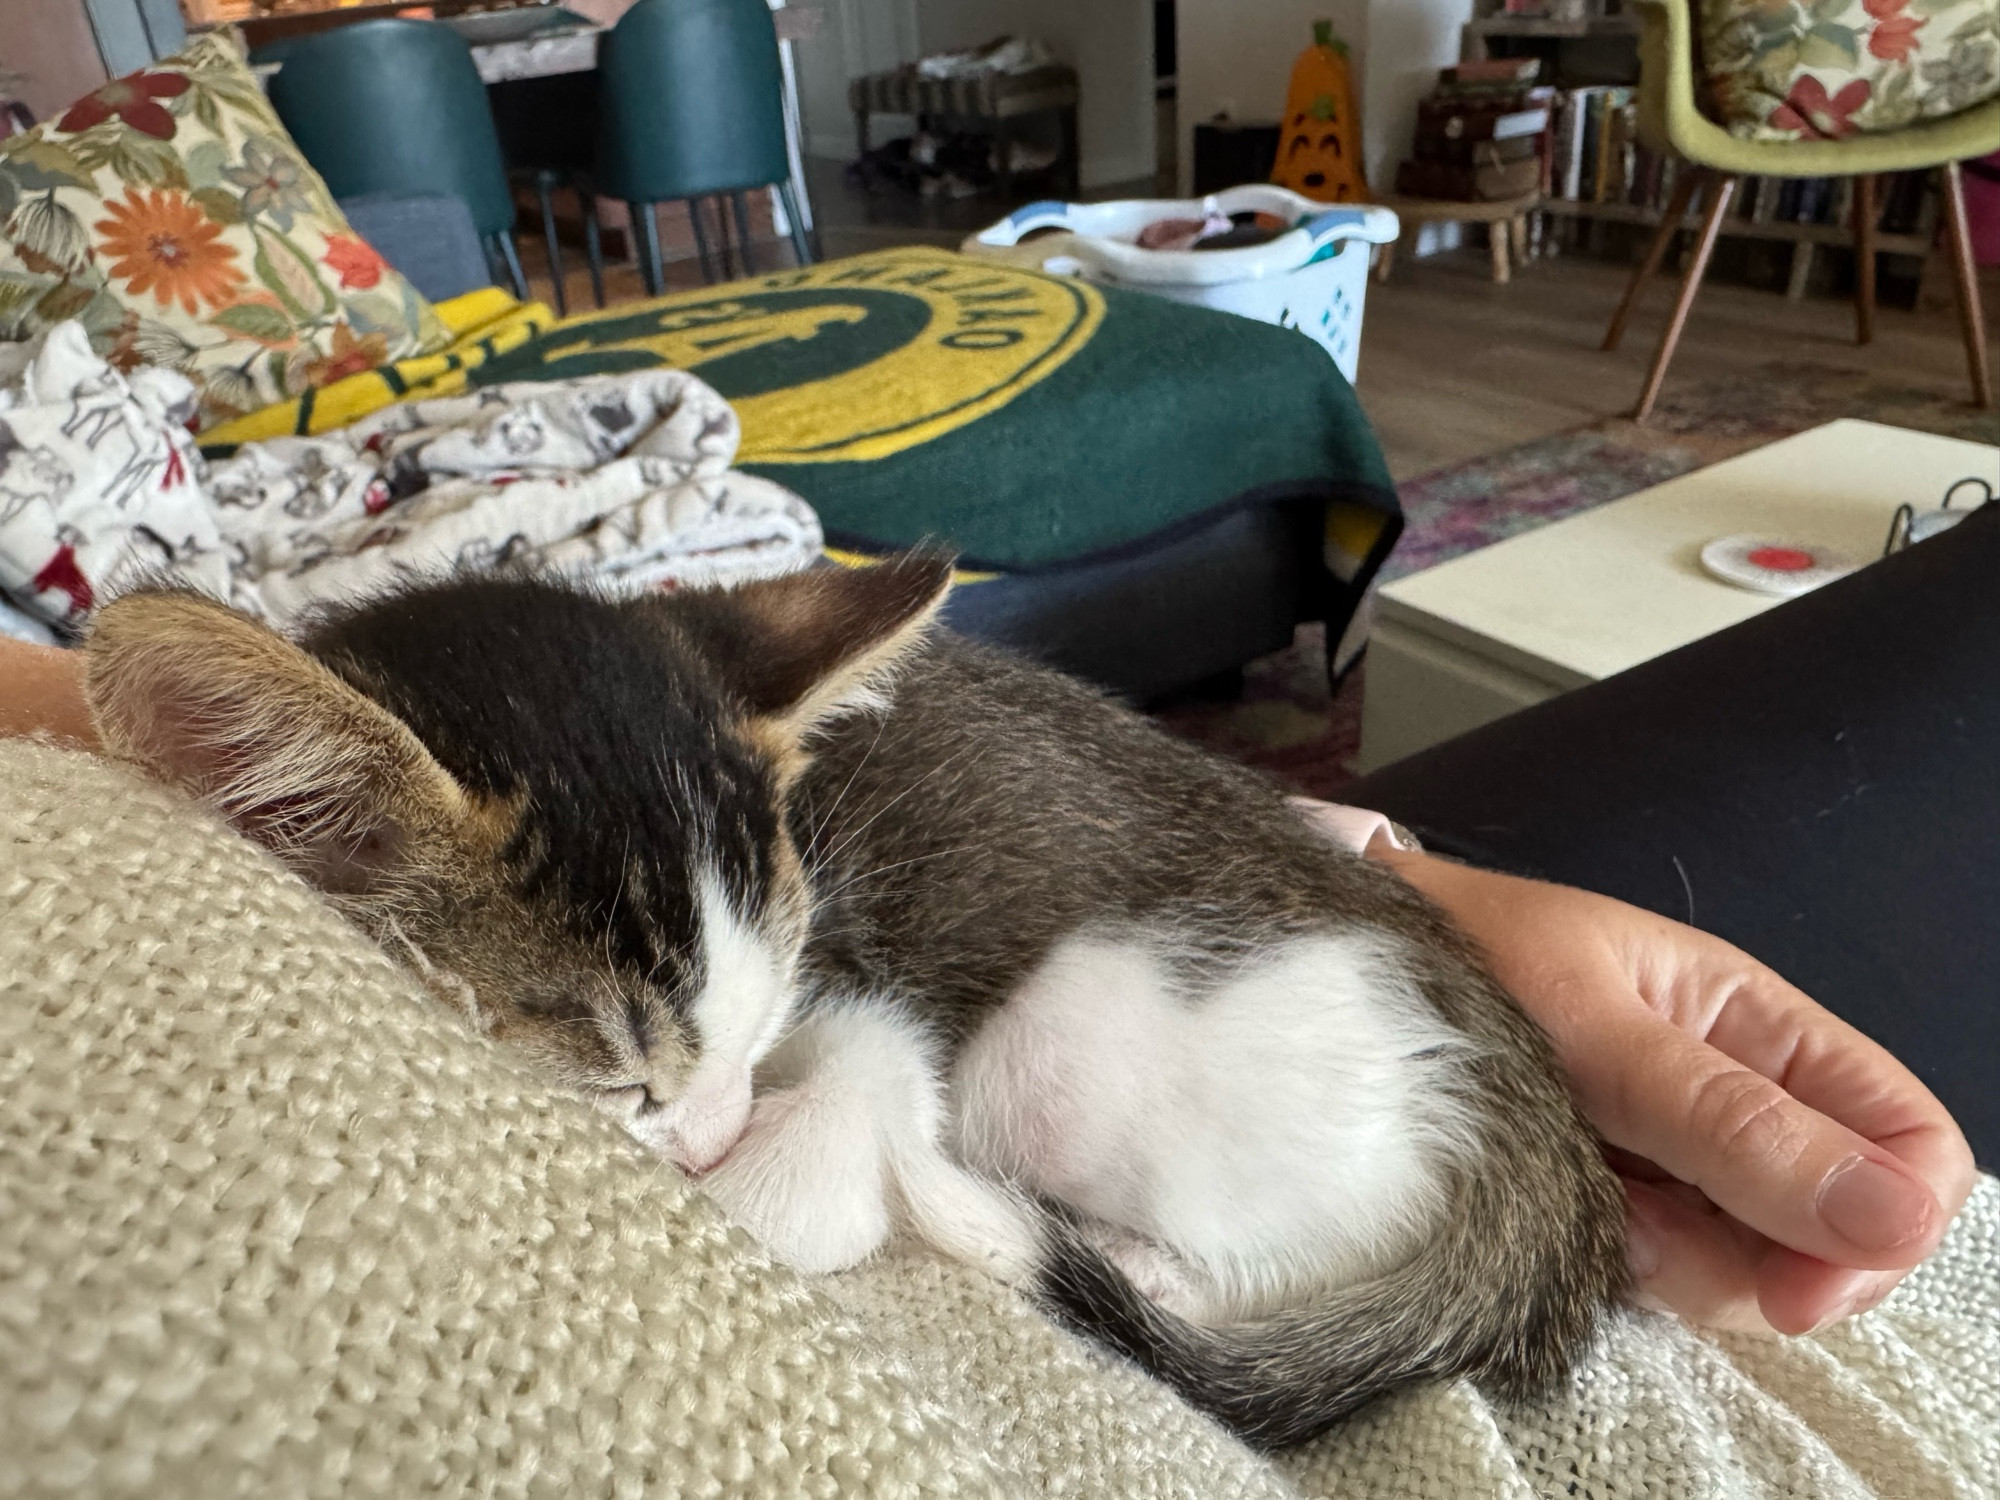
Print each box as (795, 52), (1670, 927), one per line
(698, 1085), (892, 1275)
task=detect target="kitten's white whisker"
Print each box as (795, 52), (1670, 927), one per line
(809, 742), (985, 877)
(804, 714), (889, 854)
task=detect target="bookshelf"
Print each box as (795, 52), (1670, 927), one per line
(1464, 14), (1641, 46)
(1539, 198), (1931, 258)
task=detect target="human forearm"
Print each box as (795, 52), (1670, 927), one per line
(0, 638), (97, 749)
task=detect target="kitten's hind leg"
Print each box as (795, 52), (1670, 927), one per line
(699, 999), (1037, 1281)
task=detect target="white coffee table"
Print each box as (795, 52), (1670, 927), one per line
(1357, 419), (2000, 772)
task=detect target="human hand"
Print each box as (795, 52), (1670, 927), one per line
(1370, 840), (1976, 1335)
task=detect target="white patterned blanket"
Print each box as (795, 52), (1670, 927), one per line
(0, 320), (822, 631)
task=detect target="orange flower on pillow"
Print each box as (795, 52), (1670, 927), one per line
(1863, 0), (1925, 64)
(94, 187), (245, 315)
(321, 233), (387, 291)
(305, 321), (391, 386)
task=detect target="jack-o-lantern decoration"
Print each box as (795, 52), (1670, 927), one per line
(1272, 21), (1369, 203)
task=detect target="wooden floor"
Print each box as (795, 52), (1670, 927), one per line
(1355, 248), (1996, 478)
(520, 167), (1998, 484)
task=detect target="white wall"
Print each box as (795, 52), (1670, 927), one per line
(1361, 0), (1473, 190)
(793, 0), (1156, 190)
(1176, 0), (1368, 193)
(1175, 0), (1472, 194)
(919, 0), (1157, 188)
(792, 0), (923, 160)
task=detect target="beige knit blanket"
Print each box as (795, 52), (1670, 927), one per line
(4, 738), (1995, 1500)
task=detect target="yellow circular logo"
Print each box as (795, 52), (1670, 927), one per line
(475, 248), (1104, 464)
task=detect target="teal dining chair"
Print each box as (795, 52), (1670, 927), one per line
(257, 20), (529, 298)
(592, 0), (814, 294)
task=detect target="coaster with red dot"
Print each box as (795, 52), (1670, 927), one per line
(1699, 535), (1858, 597)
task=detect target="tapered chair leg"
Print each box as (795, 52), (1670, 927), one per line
(579, 183), (606, 309)
(1940, 161), (1995, 409)
(778, 180), (813, 265)
(731, 189), (757, 275)
(534, 170), (567, 317)
(633, 201), (665, 297)
(686, 198), (717, 283)
(1603, 167), (1703, 353)
(1633, 173), (1737, 423)
(1852, 172), (1876, 346)
(492, 232), (530, 300)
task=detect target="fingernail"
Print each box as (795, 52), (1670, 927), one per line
(1818, 1157), (1932, 1254)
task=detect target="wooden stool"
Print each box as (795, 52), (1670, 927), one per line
(1373, 193), (1542, 285)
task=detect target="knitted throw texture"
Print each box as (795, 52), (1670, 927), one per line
(3, 738), (1995, 1499)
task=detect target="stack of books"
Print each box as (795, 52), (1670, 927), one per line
(1394, 58), (1553, 202)
(1551, 87), (1635, 203)
(1547, 83), (1934, 239)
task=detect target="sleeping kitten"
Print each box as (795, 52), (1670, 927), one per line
(85, 556), (1627, 1450)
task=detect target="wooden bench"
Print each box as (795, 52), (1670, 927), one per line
(849, 62), (1081, 199)
(1372, 192), (1543, 284)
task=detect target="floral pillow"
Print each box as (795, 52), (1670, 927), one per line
(1701, 0), (2000, 140)
(0, 30), (450, 428)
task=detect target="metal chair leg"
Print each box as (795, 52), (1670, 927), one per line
(686, 198), (717, 284)
(579, 182), (605, 309)
(778, 180), (813, 266)
(634, 201), (664, 297)
(535, 171), (567, 318)
(1633, 173), (1737, 424)
(714, 196), (737, 279)
(731, 189), (757, 275)
(492, 232), (530, 300)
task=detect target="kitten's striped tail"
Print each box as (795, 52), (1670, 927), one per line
(1029, 1161), (1627, 1451)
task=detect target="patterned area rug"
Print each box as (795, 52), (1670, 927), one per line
(1157, 363), (2000, 799)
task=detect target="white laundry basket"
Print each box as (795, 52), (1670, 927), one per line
(967, 186), (1399, 384)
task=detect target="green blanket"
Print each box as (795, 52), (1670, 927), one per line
(469, 247), (1398, 579)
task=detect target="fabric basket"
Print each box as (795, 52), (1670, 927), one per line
(967, 186), (1399, 383)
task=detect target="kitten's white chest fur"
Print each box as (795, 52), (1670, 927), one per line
(700, 924), (1477, 1323)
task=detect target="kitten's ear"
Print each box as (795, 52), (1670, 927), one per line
(85, 591), (470, 894)
(678, 551), (954, 739)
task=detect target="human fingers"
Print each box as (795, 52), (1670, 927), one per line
(1754, 1242), (1902, 1335)
(1579, 999), (1947, 1273)
(1616, 1151), (1903, 1332)
(1622, 1177), (1770, 1330)
(1689, 959), (1977, 1238)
